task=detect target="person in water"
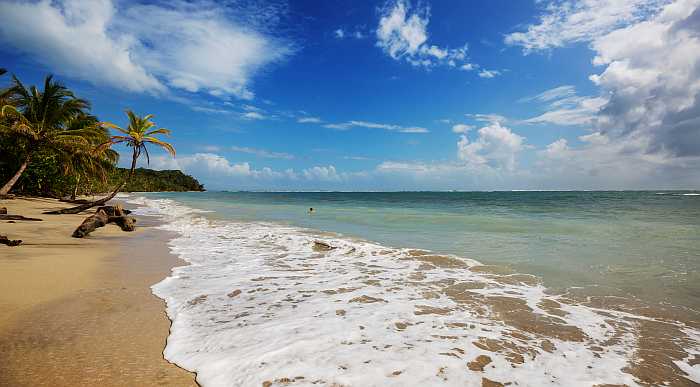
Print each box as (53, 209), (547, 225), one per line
(309, 207), (314, 214)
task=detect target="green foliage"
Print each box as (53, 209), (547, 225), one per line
(92, 168), (205, 193)
(0, 71), (200, 198)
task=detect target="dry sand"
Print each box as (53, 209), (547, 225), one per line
(0, 197), (195, 386)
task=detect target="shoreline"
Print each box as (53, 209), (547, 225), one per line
(0, 197), (195, 386)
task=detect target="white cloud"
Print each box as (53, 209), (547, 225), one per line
(466, 113), (508, 123)
(588, 0), (700, 158)
(230, 146), (294, 160)
(451, 124), (474, 133)
(525, 0), (700, 187)
(376, 0), (470, 68)
(478, 69), (501, 78)
(460, 63), (477, 71)
(302, 165), (342, 182)
(0, 0), (292, 99)
(149, 153), (358, 189)
(505, 0), (668, 53)
(343, 156), (372, 161)
(335, 27), (365, 39)
(524, 94), (609, 126)
(519, 85), (576, 103)
(297, 116), (322, 123)
(242, 111), (266, 120)
(457, 121), (526, 171)
(323, 120), (429, 133)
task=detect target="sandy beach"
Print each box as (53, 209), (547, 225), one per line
(0, 197), (195, 386)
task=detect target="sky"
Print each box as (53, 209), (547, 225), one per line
(1, 0), (699, 191)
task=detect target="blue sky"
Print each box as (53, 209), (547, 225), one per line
(1, 0), (699, 190)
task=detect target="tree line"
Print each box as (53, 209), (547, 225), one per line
(0, 69), (203, 208)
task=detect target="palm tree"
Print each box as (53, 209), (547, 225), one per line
(61, 114), (119, 200)
(52, 110), (175, 214)
(0, 75), (97, 196)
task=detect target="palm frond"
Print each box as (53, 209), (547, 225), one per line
(143, 136), (176, 156)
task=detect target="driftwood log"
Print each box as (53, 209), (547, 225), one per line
(72, 205), (136, 238)
(72, 209), (109, 238)
(100, 205), (136, 231)
(0, 214), (42, 221)
(59, 198), (91, 204)
(0, 234), (22, 246)
(96, 206), (132, 216)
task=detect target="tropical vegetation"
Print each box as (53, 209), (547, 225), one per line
(0, 70), (203, 205)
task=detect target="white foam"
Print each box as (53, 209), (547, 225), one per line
(128, 196), (700, 387)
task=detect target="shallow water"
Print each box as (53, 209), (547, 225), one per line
(127, 192), (700, 386)
(140, 191), (700, 309)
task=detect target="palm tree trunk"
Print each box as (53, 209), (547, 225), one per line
(45, 149), (139, 214)
(0, 152), (31, 196)
(71, 174), (80, 201)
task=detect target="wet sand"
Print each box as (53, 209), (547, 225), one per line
(0, 197), (195, 386)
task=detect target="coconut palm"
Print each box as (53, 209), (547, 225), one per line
(53, 110), (175, 214)
(0, 75), (97, 196)
(61, 114), (119, 200)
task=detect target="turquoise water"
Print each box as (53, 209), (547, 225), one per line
(142, 191), (700, 310)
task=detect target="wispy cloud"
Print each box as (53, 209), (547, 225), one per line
(466, 113), (507, 124)
(324, 120), (429, 133)
(519, 85), (576, 103)
(478, 69), (501, 79)
(343, 155), (372, 161)
(297, 116), (322, 124)
(242, 111), (266, 120)
(231, 146), (294, 159)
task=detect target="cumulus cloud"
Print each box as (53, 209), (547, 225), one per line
(523, 0), (700, 187)
(457, 121), (526, 171)
(302, 165), (342, 182)
(504, 0), (668, 53)
(376, 0), (470, 68)
(0, 0), (292, 99)
(451, 124), (474, 133)
(149, 153), (357, 190)
(589, 0), (700, 159)
(230, 146), (294, 160)
(324, 120), (429, 133)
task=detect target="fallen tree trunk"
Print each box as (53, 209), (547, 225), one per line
(110, 215), (136, 231)
(96, 206), (132, 216)
(104, 204), (136, 232)
(0, 214), (42, 221)
(59, 198), (91, 204)
(72, 210), (109, 238)
(0, 234), (22, 246)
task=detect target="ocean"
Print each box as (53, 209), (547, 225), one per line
(126, 191), (700, 386)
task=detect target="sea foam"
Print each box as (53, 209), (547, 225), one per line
(128, 196), (700, 387)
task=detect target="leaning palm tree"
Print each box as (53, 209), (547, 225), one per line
(51, 110), (175, 214)
(0, 75), (96, 196)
